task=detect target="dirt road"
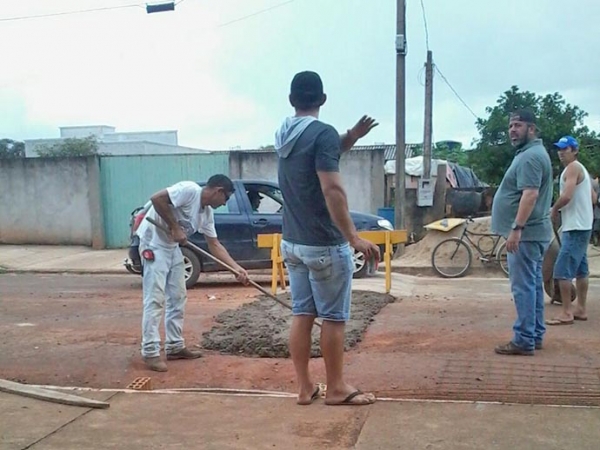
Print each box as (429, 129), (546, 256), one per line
(2, 272), (600, 406)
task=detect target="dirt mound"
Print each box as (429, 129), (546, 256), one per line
(401, 216), (493, 266)
(201, 290), (396, 358)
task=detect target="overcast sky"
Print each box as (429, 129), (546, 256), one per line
(1, 0), (599, 150)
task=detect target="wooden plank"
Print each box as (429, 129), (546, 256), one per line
(0, 379), (110, 409)
(257, 233), (278, 248)
(258, 230), (408, 248)
(357, 230), (407, 245)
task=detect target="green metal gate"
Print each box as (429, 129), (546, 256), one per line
(100, 153), (229, 248)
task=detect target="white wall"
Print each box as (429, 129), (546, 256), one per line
(229, 148), (385, 214)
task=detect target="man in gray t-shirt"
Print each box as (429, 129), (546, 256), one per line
(276, 71), (380, 406)
(491, 109), (553, 356)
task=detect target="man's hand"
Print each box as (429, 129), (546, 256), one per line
(506, 230), (521, 253)
(234, 267), (249, 285)
(551, 207), (560, 223)
(349, 115), (379, 140)
(350, 237), (380, 261)
(170, 225), (188, 246)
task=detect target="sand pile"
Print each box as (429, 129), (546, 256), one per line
(400, 216), (493, 267)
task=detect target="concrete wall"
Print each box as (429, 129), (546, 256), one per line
(229, 148), (385, 214)
(0, 157), (103, 247)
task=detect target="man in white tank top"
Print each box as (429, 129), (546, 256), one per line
(547, 136), (597, 325)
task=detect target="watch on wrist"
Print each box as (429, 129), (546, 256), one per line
(511, 222), (525, 231)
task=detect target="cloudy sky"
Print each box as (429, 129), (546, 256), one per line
(1, 0), (599, 150)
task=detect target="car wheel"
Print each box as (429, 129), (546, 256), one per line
(181, 247), (201, 289)
(351, 247), (370, 278)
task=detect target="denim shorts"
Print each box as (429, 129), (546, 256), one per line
(280, 240), (354, 321)
(553, 230), (591, 280)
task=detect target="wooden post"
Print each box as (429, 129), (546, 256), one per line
(423, 50), (434, 180)
(394, 0), (407, 253)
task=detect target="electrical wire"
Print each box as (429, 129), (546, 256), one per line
(219, 0), (295, 27)
(0, 3), (144, 22)
(420, 0), (430, 51)
(435, 66), (479, 119)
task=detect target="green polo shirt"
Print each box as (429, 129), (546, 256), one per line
(491, 139), (553, 242)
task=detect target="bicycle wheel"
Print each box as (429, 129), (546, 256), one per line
(496, 241), (509, 277)
(431, 238), (472, 278)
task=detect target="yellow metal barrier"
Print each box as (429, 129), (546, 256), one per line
(257, 230), (407, 294)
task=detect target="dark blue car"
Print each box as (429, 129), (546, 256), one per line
(125, 179), (394, 288)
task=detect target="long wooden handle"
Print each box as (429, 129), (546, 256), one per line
(144, 216), (297, 315)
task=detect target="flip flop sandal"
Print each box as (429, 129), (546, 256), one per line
(325, 390), (376, 406)
(546, 318), (574, 325)
(297, 384), (324, 405)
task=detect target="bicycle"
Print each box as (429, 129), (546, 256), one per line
(431, 217), (509, 278)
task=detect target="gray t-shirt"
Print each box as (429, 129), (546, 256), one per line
(491, 139), (553, 241)
(277, 121), (345, 246)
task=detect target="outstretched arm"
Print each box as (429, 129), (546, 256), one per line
(340, 115), (379, 153)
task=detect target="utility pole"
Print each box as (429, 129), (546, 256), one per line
(422, 50), (433, 179)
(394, 0), (407, 239)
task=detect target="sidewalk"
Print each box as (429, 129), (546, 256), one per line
(3, 243), (600, 278)
(3, 389), (600, 450)
(0, 245), (126, 274)
(391, 243), (600, 277)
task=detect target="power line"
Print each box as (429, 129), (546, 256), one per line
(0, 3), (144, 22)
(219, 0), (295, 27)
(435, 65), (479, 119)
(419, 0), (430, 51)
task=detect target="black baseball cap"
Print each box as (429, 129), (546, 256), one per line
(289, 71), (325, 110)
(509, 108), (537, 124)
(509, 108), (541, 132)
(290, 71), (323, 98)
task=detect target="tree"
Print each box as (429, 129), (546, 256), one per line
(0, 139), (25, 159)
(468, 86), (599, 185)
(35, 136), (100, 157)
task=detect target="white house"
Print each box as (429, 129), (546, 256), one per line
(24, 125), (210, 157)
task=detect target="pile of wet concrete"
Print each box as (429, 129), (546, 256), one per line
(201, 290), (396, 358)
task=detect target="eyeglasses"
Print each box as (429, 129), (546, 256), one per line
(222, 190), (233, 202)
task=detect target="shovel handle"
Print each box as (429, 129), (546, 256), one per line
(144, 216), (300, 316)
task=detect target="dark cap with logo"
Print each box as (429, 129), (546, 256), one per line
(509, 108), (537, 125)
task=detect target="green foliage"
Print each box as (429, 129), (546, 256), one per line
(432, 142), (468, 166)
(0, 139), (25, 159)
(468, 86), (598, 185)
(35, 136), (100, 157)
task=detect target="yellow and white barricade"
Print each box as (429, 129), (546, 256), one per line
(257, 230), (407, 294)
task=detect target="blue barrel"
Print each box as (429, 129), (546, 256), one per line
(377, 207), (395, 227)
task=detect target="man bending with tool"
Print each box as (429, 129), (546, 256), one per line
(276, 71), (380, 405)
(136, 174), (249, 372)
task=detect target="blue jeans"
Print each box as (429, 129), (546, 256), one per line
(553, 230), (591, 279)
(507, 240), (549, 351)
(280, 240), (354, 321)
(140, 243), (187, 357)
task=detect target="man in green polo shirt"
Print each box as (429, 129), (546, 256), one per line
(491, 109), (553, 355)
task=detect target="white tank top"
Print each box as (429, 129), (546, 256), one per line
(560, 161), (593, 231)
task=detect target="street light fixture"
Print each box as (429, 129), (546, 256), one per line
(146, 2), (175, 14)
